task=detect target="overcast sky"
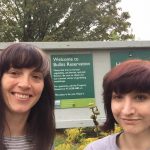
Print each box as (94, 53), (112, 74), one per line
(119, 0), (150, 40)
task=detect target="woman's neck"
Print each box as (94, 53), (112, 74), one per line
(4, 111), (29, 137)
(118, 131), (150, 150)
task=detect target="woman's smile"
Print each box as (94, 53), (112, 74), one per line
(12, 92), (32, 100)
(121, 118), (142, 125)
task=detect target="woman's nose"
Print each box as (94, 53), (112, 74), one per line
(122, 97), (135, 115)
(18, 76), (31, 89)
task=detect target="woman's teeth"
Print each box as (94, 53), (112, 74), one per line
(15, 93), (30, 99)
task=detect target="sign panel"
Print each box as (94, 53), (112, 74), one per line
(110, 50), (150, 67)
(51, 54), (95, 108)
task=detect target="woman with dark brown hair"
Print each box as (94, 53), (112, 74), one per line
(85, 59), (150, 150)
(0, 43), (55, 150)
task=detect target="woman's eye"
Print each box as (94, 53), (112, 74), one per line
(10, 71), (18, 75)
(112, 93), (123, 100)
(32, 74), (43, 80)
(7, 69), (20, 76)
(33, 75), (41, 79)
(135, 95), (147, 101)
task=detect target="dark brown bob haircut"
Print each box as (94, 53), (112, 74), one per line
(0, 43), (55, 150)
(101, 59), (150, 132)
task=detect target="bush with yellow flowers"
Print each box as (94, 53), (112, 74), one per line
(65, 128), (85, 143)
(55, 128), (85, 150)
(55, 124), (122, 150)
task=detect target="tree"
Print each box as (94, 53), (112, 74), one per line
(0, 0), (134, 42)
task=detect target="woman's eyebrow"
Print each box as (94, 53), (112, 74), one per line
(33, 70), (43, 74)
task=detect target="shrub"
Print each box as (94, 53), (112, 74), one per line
(65, 128), (85, 143)
(55, 124), (122, 150)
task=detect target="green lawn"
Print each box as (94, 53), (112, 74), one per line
(54, 129), (66, 147)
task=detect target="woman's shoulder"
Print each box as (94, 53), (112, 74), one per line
(84, 133), (120, 150)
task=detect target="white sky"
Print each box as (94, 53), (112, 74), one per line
(119, 0), (150, 40)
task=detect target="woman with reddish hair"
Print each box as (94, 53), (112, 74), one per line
(85, 59), (150, 150)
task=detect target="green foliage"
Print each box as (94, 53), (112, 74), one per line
(0, 0), (134, 42)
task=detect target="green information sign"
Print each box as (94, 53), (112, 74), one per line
(110, 50), (150, 67)
(51, 54), (95, 108)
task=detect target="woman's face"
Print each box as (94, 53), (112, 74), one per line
(111, 91), (150, 135)
(1, 67), (44, 115)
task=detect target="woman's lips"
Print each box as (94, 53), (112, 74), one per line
(121, 118), (141, 124)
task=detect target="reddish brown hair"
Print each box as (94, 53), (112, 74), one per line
(101, 59), (150, 132)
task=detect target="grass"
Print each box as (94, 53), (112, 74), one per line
(54, 129), (66, 147)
